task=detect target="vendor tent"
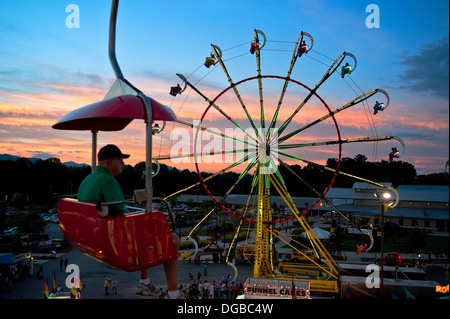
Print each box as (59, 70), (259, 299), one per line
(0, 252), (31, 265)
(203, 242), (223, 252)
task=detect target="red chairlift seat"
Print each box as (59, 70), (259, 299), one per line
(57, 197), (178, 271)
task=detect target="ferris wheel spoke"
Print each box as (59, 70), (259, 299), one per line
(216, 156), (259, 206)
(279, 150), (394, 190)
(278, 135), (405, 151)
(278, 159), (353, 224)
(155, 147), (256, 162)
(269, 174), (328, 262)
(269, 173), (339, 272)
(270, 175), (299, 216)
(269, 173), (308, 222)
(277, 159), (378, 253)
(252, 30), (266, 130)
(278, 88), (379, 144)
(265, 151), (286, 186)
(211, 45), (260, 139)
(274, 52), (348, 138)
(278, 159), (325, 202)
(164, 151), (257, 200)
(225, 172), (260, 262)
(187, 156), (259, 238)
(176, 73), (257, 143)
(186, 206), (218, 239)
(268, 31), (304, 132)
(270, 227), (339, 278)
(176, 119), (257, 148)
(319, 51), (348, 85)
(278, 157), (355, 235)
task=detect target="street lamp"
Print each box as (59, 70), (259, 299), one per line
(374, 190), (394, 298)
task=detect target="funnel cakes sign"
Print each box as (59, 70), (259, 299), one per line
(244, 278), (310, 299)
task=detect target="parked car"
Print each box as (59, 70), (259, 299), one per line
(3, 226), (19, 237)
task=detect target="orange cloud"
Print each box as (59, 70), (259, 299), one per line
(1, 72), (447, 179)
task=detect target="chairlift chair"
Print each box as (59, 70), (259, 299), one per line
(52, 0), (179, 272)
(53, 93), (178, 271)
(57, 197), (177, 271)
(204, 55), (216, 68)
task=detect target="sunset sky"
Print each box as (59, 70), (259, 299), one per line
(0, 0), (448, 176)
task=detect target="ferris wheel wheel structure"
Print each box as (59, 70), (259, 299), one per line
(162, 28), (402, 295)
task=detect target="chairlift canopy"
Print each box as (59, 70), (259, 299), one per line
(52, 94), (176, 132)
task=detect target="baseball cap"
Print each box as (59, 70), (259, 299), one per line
(98, 144), (130, 161)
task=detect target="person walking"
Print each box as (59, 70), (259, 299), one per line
(104, 277), (110, 295)
(111, 277), (117, 294)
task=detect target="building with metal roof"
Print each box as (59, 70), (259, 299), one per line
(322, 183), (449, 233)
(176, 182), (449, 234)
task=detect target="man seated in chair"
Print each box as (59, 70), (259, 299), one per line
(373, 101), (385, 115)
(341, 62), (352, 78)
(77, 144), (181, 298)
(170, 84), (182, 96)
(204, 54), (216, 68)
(298, 40), (308, 57)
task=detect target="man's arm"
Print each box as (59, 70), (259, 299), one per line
(102, 180), (130, 215)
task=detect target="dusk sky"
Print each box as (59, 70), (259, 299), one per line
(0, 0), (448, 176)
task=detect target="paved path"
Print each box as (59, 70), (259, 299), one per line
(2, 246), (446, 300)
(0, 247), (255, 299)
(1, 222), (447, 300)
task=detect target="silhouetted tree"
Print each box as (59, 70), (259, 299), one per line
(0, 153), (445, 211)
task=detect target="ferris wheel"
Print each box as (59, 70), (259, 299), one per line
(159, 29), (402, 288)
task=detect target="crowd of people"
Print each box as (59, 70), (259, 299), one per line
(158, 272), (245, 299)
(0, 260), (32, 291)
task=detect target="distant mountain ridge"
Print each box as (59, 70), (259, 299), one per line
(0, 154), (89, 167)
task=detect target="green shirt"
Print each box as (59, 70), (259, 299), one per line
(77, 166), (129, 216)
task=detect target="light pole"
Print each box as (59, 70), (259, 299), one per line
(380, 201), (389, 298)
(375, 191), (392, 298)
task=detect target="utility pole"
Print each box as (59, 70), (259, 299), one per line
(380, 202), (388, 298)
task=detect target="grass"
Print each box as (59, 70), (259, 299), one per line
(286, 227), (449, 259)
(383, 234), (449, 256)
(177, 225), (449, 261)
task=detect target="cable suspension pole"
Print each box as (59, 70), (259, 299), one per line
(108, 0), (124, 81)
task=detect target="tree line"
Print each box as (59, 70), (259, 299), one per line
(0, 154), (448, 212)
